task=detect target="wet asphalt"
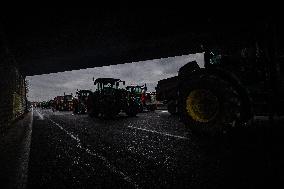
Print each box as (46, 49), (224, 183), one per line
(26, 108), (284, 189)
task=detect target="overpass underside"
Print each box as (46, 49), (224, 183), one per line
(1, 12), (271, 76)
(0, 12), (282, 131)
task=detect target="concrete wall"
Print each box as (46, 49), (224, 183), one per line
(1, 39), (27, 133)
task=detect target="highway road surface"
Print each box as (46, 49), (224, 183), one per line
(2, 108), (283, 188)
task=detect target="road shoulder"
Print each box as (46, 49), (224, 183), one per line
(0, 109), (33, 189)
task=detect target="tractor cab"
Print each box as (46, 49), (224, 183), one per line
(126, 85), (144, 112)
(126, 85), (143, 94)
(94, 78), (125, 94)
(73, 90), (92, 114)
(126, 85), (143, 98)
(76, 90), (92, 101)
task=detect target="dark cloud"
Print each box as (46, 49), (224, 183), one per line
(27, 53), (204, 102)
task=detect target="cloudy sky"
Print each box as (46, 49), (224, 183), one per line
(27, 53), (204, 102)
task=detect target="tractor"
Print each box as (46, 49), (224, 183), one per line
(62, 94), (74, 111)
(87, 78), (140, 118)
(40, 100), (54, 109)
(156, 23), (284, 136)
(73, 90), (92, 114)
(53, 94), (74, 111)
(144, 91), (157, 111)
(126, 85), (157, 112)
(126, 85), (144, 112)
(53, 96), (65, 111)
(39, 101), (49, 109)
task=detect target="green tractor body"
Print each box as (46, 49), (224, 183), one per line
(87, 78), (140, 118)
(40, 101), (52, 109)
(156, 48), (284, 135)
(126, 85), (144, 112)
(126, 85), (157, 112)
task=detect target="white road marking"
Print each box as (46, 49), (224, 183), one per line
(34, 108), (44, 120)
(254, 116), (284, 121)
(160, 110), (169, 113)
(42, 114), (139, 189)
(49, 119), (81, 143)
(127, 126), (189, 140)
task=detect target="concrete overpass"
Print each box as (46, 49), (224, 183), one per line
(1, 11), (284, 188)
(0, 10), (279, 131)
(1, 10), (266, 76)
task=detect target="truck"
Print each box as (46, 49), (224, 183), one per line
(87, 78), (140, 118)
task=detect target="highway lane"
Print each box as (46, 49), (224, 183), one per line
(26, 108), (278, 188)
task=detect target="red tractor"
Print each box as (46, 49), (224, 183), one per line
(53, 94), (74, 111)
(53, 96), (65, 111)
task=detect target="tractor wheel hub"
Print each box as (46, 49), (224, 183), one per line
(186, 89), (219, 123)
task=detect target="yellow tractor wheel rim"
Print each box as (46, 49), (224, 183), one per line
(186, 89), (219, 123)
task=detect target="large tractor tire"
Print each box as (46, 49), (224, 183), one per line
(72, 100), (79, 114)
(147, 104), (157, 112)
(103, 108), (120, 118)
(125, 100), (139, 117)
(73, 106), (79, 114)
(87, 94), (99, 118)
(100, 98), (121, 118)
(138, 103), (144, 113)
(179, 74), (243, 136)
(87, 105), (98, 118)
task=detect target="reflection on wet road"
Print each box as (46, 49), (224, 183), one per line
(27, 108), (278, 188)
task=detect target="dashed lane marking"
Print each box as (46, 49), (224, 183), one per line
(127, 125), (189, 140)
(160, 110), (169, 113)
(36, 110), (139, 189)
(34, 109), (44, 120)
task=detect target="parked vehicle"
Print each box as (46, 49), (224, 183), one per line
(144, 92), (157, 111)
(126, 85), (144, 112)
(53, 94), (74, 111)
(87, 78), (140, 118)
(53, 96), (64, 111)
(73, 90), (92, 114)
(156, 47), (284, 135)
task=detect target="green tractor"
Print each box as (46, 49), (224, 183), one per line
(87, 78), (140, 118)
(126, 85), (144, 112)
(126, 85), (157, 112)
(40, 101), (51, 109)
(73, 90), (92, 114)
(156, 35), (284, 135)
